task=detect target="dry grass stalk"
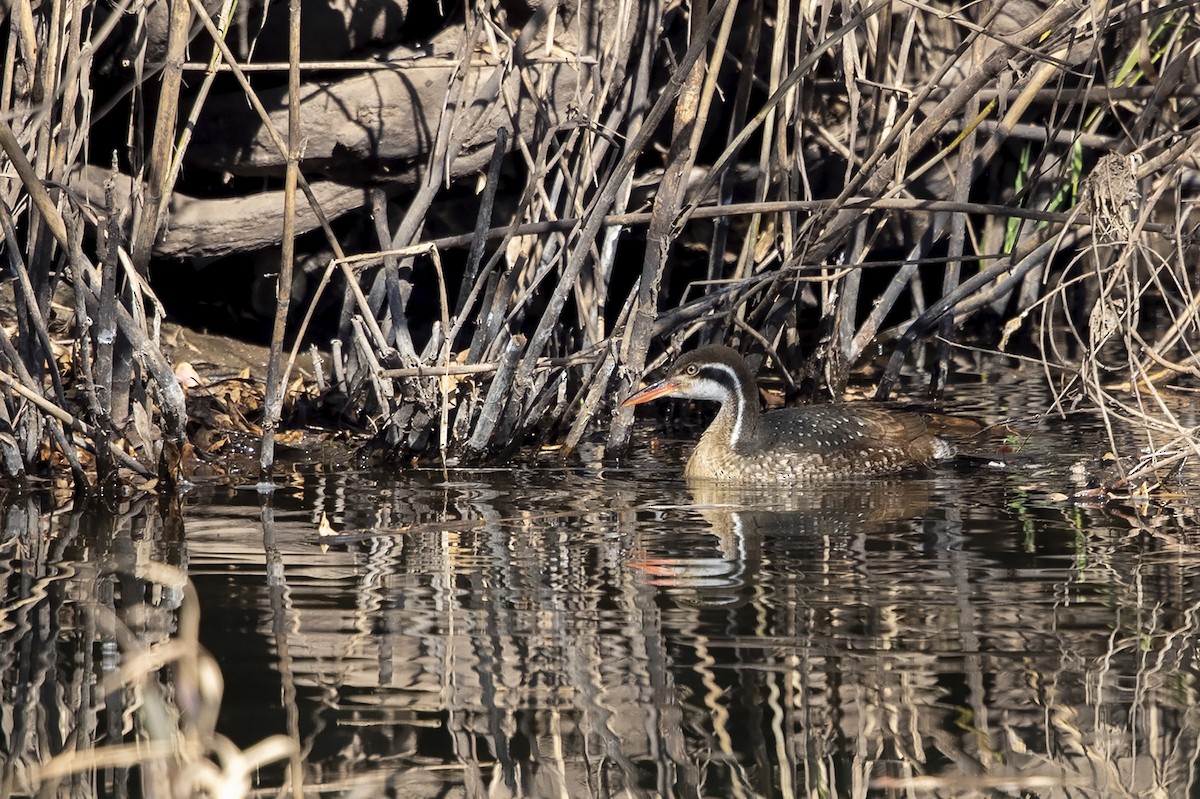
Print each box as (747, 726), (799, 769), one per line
(258, 0), (305, 480)
(1, 0), (1198, 479)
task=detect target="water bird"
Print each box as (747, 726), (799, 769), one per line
(622, 345), (956, 482)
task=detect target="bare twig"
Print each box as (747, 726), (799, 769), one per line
(258, 0), (303, 480)
(129, 0), (191, 274)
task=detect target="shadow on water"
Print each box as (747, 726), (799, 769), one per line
(3, 384), (1200, 797)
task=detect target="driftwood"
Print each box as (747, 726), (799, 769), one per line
(72, 10), (608, 260)
(94, 0), (410, 74)
(70, 165), (371, 259)
(185, 39), (587, 180)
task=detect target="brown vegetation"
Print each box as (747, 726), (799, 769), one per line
(1, 0), (1198, 486)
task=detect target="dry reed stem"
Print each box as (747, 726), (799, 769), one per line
(810, 2), (1082, 263)
(0, 120), (69, 247)
(369, 188), (419, 363)
(930, 31), (985, 396)
(609, 0), (732, 449)
(497, 0), (730, 452)
(323, 198), (1090, 276)
(258, 0), (304, 479)
(467, 332), (525, 453)
(876, 225), (1085, 400)
(181, 0), (393, 360)
(129, 0), (191, 273)
(163, 0), (239, 205)
(0, 200), (64, 401)
(0, 369), (150, 477)
(0, 0), (199, 484)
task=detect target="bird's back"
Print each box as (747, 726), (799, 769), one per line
(687, 403), (951, 482)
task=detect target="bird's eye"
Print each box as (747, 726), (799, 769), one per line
(684, 364), (699, 376)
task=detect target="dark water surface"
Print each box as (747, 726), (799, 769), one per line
(4, 381), (1200, 797)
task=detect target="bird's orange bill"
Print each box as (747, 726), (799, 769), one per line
(621, 378), (679, 407)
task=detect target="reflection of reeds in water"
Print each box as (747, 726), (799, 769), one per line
(5, 475), (1200, 798)
(221, 474), (1200, 797)
(0, 498), (295, 797)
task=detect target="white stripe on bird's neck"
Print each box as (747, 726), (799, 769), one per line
(692, 362), (748, 448)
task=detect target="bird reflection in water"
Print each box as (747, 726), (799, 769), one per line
(627, 479), (935, 607)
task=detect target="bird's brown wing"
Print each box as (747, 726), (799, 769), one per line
(761, 404), (942, 462)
